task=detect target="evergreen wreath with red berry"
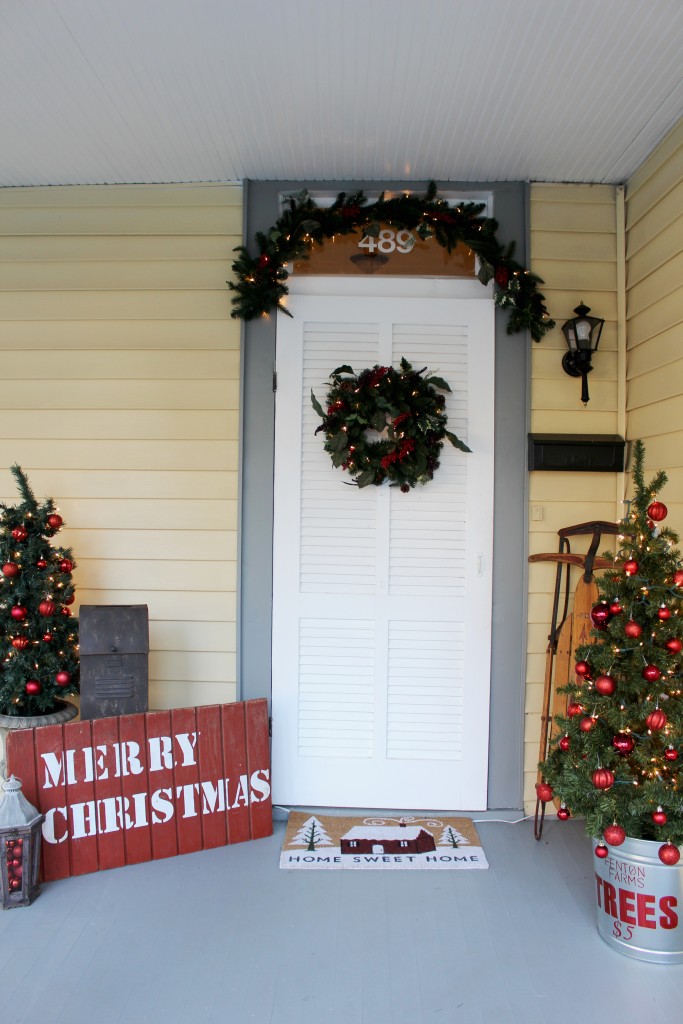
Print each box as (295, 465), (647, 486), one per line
(311, 358), (470, 491)
(229, 181), (555, 342)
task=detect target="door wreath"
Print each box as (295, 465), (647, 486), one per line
(311, 359), (469, 491)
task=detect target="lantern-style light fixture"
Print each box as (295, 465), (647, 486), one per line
(561, 302), (604, 405)
(0, 775), (44, 909)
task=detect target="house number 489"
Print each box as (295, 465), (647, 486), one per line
(358, 228), (415, 254)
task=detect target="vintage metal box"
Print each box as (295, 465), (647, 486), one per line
(79, 605), (149, 720)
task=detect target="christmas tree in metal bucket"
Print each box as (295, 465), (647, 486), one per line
(538, 440), (683, 865)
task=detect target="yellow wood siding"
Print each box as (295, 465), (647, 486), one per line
(626, 118), (683, 538)
(524, 183), (620, 811)
(0, 182), (242, 710)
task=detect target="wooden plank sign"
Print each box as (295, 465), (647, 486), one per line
(6, 700), (272, 881)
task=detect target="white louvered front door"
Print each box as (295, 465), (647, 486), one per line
(272, 295), (494, 809)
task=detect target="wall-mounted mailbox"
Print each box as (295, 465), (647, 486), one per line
(528, 434), (625, 473)
(79, 605), (149, 720)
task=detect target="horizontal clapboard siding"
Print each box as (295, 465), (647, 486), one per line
(524, 183), (620, 812)
(625, 118), (683, 534)
(0, 182), (242, 709)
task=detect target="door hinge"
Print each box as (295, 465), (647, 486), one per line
(272, 369), (277, 392)
(268, 715), (273, 737)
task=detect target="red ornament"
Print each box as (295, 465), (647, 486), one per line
(567, 702), (584, 718)
(46, 513), (63, 531)
(24, 679), (41, 695)
(11, 526), (28, 542)
(55, 671), (71, 687)
(257, 254), (270, 270)
(10, 605), (27, 621)
(580, 715), (598, 732)
(2, 562), (20, 577)
(558, 735), (571, 752)
(36, 559), (48, 570)
(594, 674), (617, 696)
(64, 594), (75, 605)
(609, 601), (623, 616)
(557, 805), (571, 821)
(665, 638), (682, 653)
(42, 633), (53, 642)
(61, 607), (71, 617)
(642, 664), (661, 682)
(646, 709), (667, 731)
(595, 843), (609, 859)
(575, 660), (591, 677)
(665, 746), (679, 761)
(604, 824), (626, 846)
(536, 782), (553, 803)
(647, 501), (668, 522)
(590, 604), (611, 628)
(11, 636), (29, 650)
(612, 733), (635, 755)
(623, 559), (639, 576)
(658, 843), (681, 866)
(592, 768), (615, 790)
(38, 600), (56, 617)
(59, 558), (73, 574)
(658, 605), (672, 621)
(652, 806), (668, 826)
(624, 620), (642, 638)
(673, 570), (683, 587)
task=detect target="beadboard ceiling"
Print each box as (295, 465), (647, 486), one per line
(2, 0), (683, 188)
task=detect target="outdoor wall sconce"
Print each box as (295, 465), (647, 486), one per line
(0, 775), (44, 909)
(561, 302), (604, 405)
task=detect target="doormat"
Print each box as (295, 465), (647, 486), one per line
(279, 812), (488, 870)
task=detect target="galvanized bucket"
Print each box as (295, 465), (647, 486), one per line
(593, 836), (683, 963)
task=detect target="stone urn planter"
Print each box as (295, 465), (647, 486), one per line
(0, 701), (78, 782)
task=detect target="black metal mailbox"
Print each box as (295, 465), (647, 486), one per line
(79, 605), (149, 720)
(528, 434), (626, 473)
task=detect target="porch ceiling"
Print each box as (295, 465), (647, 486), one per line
(2, 0), (683, 188)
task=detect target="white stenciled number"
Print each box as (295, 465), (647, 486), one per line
(358, 228), (415, 255)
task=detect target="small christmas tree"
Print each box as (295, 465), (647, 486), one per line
(538, 441), (683, 865)
(0, 466), (79, 716)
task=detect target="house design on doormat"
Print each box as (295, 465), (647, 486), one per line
(340, 824), (437, 856)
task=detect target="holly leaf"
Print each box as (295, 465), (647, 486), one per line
(332, 365), (354, 376)
(477, 260), (495, 285)
(371, 410), (387, 433)
(427, 376), (451, 392)
(445, 431), (472, 453)
(355, 470), (375, 488)
(331, 448), (349, 468)
(310, 390), (325, 418)
(330, 431), (348, 452)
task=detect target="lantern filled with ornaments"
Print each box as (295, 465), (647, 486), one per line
(0, 774), (44, 908)
(538, 441), (683, 866)
(0, 466), (79, 717)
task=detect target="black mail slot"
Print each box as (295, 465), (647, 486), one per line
(528, 434), (625, 473)
(79, 605), (149, 720)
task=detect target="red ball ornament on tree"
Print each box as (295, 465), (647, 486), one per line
(567, 702), (584, 718)
(595, 843), (609, 859)
(24, 679), (41, 695)
(623, 559), (639, 576)
(646, 709), (667, 731)
(592, 768), (615, 791)
(642, 664), (661, 682)
(665, 746), (679, 761)
(612, 733), (635, 755)
(658, 843), (681, 866)
(257, 253), (270, 270)
(580, 715), (598, 732)
(536, 782), (553, 803)
(652, 806), (668, 826)
(55, 670), (71, 687)
(46, 513), (63, 531)
(658, 605), (672, 621)
(665, 637), (682, 654)
(11, 636), (30, 650)
(558, 735), (571, 752)
(36, 559), (48, 570)
(673, 570), (683, 587)
(61, 607), (71, 617)
(557, 805), (571, 821)
(647, 501), (668, 522)
(11, 525), (28, 542)
(59, 558), (73, 574)
(11, 605), (27, 621)
(42, 632), (53, 643)
(594, 674), (617, 696)
(575, 660), (591, 678)
(604, 824), (626, 847)
(2, 562), (20, 577)
(609, 600), (623, 616)
(624, 620), (642, 638)
(39, 600), (56, 617)
(590, 604), (611, 629)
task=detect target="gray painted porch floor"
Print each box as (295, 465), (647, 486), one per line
(4, 816), (683, 1023)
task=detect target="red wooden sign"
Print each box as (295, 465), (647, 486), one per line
(6, 700), (272, 881)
